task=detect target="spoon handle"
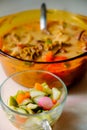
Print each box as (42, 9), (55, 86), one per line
(40, 3), (47, 30)
(41, 119), (52, 130)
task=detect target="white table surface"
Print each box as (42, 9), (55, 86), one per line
(0, 0), (87, 130)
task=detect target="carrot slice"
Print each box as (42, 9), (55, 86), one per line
(16, 91), (30, 104)
(16, 93), (25, 104)
(34, 83), (43, 91)
(46, 56), (68, 72)
(54, 56), (67, 61)
(24, 92), (30, 98)
(43, 51), (53, 61)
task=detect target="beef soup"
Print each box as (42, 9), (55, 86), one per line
(1, 21), (87, 61)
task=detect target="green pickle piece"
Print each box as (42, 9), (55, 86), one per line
(20, 98), (32, 106)
(8, 96), (18, 107)
(27, 103), (38, 110)
(52, 87), (61, 100)
(30, 90), (46, 98)
(16, 108), (28, 114)
(41, 82), (52, 94)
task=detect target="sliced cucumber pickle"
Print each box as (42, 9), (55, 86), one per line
(52, 87), (61, 100)
(8, 96), (18, 107)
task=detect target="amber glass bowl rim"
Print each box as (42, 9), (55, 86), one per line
(0, 49), (87, 64)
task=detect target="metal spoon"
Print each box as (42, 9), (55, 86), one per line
(40, 3), (50, 34)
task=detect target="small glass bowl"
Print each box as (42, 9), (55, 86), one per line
(0, 70), (67, 130)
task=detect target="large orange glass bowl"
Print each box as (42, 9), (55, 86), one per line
(0, 9), (87, 86)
